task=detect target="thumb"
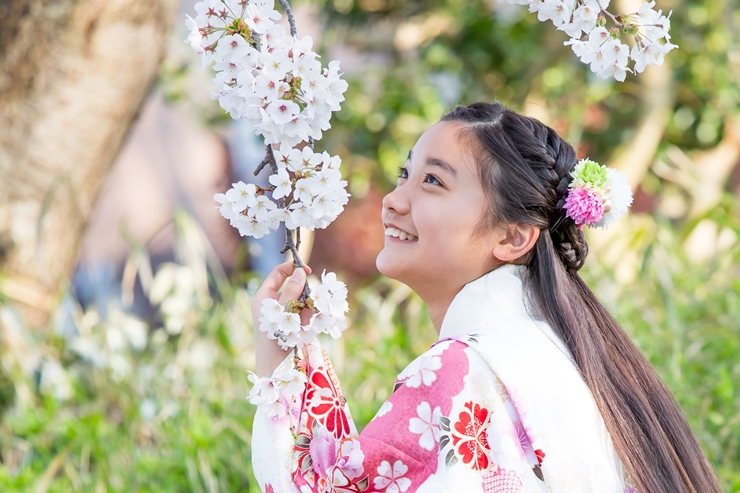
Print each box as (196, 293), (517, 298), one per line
(278, 267), (307, 305)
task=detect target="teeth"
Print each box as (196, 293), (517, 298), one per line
(384, 227), (418, 241)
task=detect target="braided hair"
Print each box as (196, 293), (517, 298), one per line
(442, 102), (721, 493)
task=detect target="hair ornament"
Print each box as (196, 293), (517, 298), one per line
(563, 159), (634, 230)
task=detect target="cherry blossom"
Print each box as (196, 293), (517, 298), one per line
(397, 352), (442, 388)
(258, 270), (349, 350)
(214, 148), (349, 234)
(374, 460), (412, 493)
(185, 0), (348, 144)
(373, 401), (393, 420)
(189, 0), (350, 247)
(247, 368), (306, 418)
(408, 401), (442, 451)
(268, 168), (292, 199)
(500, 0), (676, 81)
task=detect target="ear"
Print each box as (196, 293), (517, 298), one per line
(491, 223), (540, 262)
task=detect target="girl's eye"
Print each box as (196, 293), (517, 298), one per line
(397, 166), (408, 179)
(424, 174), (442, 186)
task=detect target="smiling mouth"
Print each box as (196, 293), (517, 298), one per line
(384, 227), (418, 241)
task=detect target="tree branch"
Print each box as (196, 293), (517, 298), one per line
(254, 145), (273, 176)
(262, 144), (310, 299)
(278, 0), (297, 37)
(255, 0), (308, 299)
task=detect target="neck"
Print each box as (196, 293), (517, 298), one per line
(416, 285), (462, 334)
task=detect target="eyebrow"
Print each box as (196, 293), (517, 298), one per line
(407, 150), (458, 179)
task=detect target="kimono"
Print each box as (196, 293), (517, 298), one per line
(251, 263), (635, 492)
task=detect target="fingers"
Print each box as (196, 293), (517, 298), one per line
(278, 267), (307, 305)
(257, 260), (295, 299)
(253, 260), (312, 306)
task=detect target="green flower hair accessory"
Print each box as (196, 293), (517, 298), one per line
(562, 159), (633, 229)
(570, 159), (608, 190)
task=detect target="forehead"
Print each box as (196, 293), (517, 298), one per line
(412, 121), (478, 176)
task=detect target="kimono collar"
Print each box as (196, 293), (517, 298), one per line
(438, 263), (539, 340)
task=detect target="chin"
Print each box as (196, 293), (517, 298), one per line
(375, 249), (406, 281)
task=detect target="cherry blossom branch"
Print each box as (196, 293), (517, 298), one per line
(188, 0), (350, 355)
(254, 145), (273, 176)
(261, 137), (310, 301)
(277, 0), (297, 37)
(510, 0), (676, 81)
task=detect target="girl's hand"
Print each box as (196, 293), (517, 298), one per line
(251, 260), (312, 377)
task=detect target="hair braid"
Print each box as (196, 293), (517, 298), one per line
(499, 110), (589, 272)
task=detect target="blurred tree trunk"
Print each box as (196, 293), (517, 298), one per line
(0, 0), (178, 327)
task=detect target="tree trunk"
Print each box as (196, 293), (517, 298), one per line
(0, 0), (178, 327)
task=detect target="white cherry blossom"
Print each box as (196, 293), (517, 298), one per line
(216, 34), (251, 63)
(273, 367), (308, 396)
(247, 371), (281, 405)
(266, 100), (300, 126)
(233, 215), (266, 238)
(256, 272), (349, 350)
(374, 460), (411, 493)
(374, 401), (393, 420)
(245, 1), (281, 33)
(398, 353), (442, 388)
(408, 401), (442, 451)
(536, 0), (572, 27)
(214, 192), (237, 223)
(497, 0), (675, 80)
(268, 168), (292, 199)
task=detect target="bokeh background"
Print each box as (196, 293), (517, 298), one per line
(1, 0), (739, 491)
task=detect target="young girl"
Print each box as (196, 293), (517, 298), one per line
(248, 102), (721, 493)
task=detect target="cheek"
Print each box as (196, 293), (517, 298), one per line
(422, 212), (486, 258)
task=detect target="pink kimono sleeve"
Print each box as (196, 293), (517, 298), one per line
(252, 339), (547, 493)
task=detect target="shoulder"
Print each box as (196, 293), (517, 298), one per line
(390, 338), (507, 411)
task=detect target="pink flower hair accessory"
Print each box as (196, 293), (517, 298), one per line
(561, 159), (634, 230)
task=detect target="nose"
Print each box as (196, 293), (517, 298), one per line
(382, 183), (410, 217)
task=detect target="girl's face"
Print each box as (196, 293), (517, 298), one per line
(376, 121), (501, 298)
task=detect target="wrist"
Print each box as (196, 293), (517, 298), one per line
(254, 326), (290, 378)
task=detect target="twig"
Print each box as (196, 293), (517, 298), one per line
(278, 0), (297, 37)
(260, 0), (309, 299)
(254, 145), (273, 176)
(262, 144), (311, 299)
(281, 227), (311, 300)
(594, 0), (624, 28)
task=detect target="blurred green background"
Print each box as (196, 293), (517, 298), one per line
(1, 0), (739, 491)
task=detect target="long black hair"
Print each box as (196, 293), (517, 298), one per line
(442, 101), (721, 493)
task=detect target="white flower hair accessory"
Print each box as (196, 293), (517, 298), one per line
(561, 159), (633, 229)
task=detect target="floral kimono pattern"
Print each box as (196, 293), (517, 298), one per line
(251, 264), (635, 493)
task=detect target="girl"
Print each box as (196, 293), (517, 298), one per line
(248, 102), (721, 492)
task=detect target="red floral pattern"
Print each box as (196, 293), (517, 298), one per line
(535, 449), (546, 467)
(451, 401), (492, 470)
(306, 367), (352, 439)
